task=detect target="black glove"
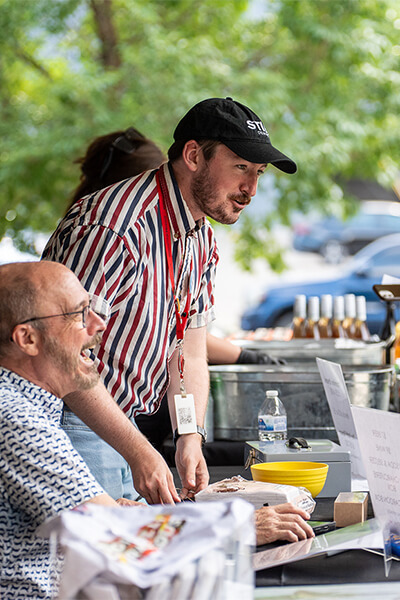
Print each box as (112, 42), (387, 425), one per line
(236, 348), (287, 365)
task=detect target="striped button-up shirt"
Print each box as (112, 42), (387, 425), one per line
(42, 163), (219, 417)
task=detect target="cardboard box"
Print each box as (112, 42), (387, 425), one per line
(334, 492), (369, 527)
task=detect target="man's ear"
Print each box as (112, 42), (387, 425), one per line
(11, 324), (41, 356)
(181, 140), (202, 172)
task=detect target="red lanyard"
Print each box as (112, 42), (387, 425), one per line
(156, 171), (191, 391)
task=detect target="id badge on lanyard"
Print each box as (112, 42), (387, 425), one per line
(156, 171), (197, 435)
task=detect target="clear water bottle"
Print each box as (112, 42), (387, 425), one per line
(258, 390), (287, 442)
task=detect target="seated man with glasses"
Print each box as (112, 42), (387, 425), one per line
(0, 260), (313, 599)
(0, 261), (141, 600)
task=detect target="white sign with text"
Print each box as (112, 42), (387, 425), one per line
(352, 406), (400, 533)
(316, 357), (366, 479)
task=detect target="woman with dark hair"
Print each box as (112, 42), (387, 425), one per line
(66, 127), (166, 210)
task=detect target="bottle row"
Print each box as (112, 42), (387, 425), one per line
(292, 293), (371, 341)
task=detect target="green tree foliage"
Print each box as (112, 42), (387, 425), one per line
(0, 0), (399, 266)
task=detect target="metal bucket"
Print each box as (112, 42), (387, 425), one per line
(233, 339), (387, 365)
(210, 363), (395, 442)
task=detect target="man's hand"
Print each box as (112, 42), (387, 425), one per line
(130, 438), (181, 505)
(255, 503), (314, 546)
(175, 433), (209, 499)
(116, 498), (145, 507)
(236, 348), (286, 366)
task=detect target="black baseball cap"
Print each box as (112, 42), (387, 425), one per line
(173, 97), (297, 174)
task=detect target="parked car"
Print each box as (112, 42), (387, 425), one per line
(241, 233), (400, 335)
(292, 201), (400, 264)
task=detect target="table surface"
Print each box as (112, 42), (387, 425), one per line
(256, 547), (400, 588)
(172, 465), (400, 588)
(255, 487), (400, 588)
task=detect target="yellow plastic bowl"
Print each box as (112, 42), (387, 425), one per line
(250, 461), (329, 498)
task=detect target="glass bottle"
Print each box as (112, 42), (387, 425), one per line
(304, 296), (320, 339)
(342, 294), (357, 339)
(291, 294), (306, 339)
(258, 390), (287, 442)
(391, 321), (400, 371)
(318, 294), (333, 339)
(331, 296), (345, 339)
(354, 296), (371, 341)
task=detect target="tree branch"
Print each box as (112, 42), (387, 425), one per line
(14, 48), (52, 80)
(90, 0), (121, 69)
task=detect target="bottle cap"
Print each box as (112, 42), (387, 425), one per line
(356, 296), (367, 321)
(266, 390), (278, 397)
(333, 295), (345, 320)
(320, 294), (333, 318)
(294, 294), (306, 318)
(344, 294), (356, 319)
(307, 296), (320, 321)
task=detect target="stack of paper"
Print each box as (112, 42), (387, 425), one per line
(195, 476), (316, 514)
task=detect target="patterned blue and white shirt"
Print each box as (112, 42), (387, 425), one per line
(0, 367), (104, 600)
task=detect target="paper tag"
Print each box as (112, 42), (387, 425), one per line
(174, 394), (197, 434)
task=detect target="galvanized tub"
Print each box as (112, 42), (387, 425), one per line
(233, 339), (387, 365)
(210, 363), (395, 442)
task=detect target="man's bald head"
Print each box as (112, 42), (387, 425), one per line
(0, 261), (77, 357)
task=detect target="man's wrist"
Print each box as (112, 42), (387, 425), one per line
(173, 426), (207, 449)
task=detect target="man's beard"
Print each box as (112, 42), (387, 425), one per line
(42, 335), (100, 391)
(190, 163), (250, 225)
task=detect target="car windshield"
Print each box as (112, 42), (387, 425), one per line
(344, 235), (400, 277)
(345, 246), (373, 271)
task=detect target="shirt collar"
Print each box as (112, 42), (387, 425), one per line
(160, 162), (205, 240)
(0, 366), (62, 417)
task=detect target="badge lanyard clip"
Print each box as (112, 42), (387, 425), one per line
(178, 343), (186, 396)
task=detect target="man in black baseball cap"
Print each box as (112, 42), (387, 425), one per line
(171, 96), (297, 174)
(42, 95), (300, 512)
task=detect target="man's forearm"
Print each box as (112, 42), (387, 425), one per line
(63, 380), (180, 504)
(167, 326), (210, 495)
(206, 332), (241, 365)
(63, 381), (150, 462)
(167, 326), (209, 431)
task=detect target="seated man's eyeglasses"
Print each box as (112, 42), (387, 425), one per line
(16, 295), (110, 329)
